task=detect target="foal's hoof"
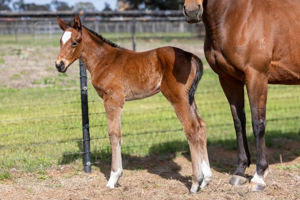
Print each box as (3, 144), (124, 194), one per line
(229, 175), (248, 185)
(189, 190), (197, 194)
(249, 182), (265, 192)
(189, 184), (199, 194)
(106, 182), (115, 189)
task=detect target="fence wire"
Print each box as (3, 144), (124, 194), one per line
(1, 76), (300, 173)
(1, 16), (300, 173)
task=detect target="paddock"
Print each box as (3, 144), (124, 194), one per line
(0, 12), (299, 199)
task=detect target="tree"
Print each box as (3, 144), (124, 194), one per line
(118, 0), (184, 10)
(12, 0), (51, 11)
(23, 3), (51, 11)
(12, 0), (25, 11)
(0, 0), (11, 11)
(145, 0), (184, 10)
(51, 0), (73, 11)
(103, 2), (112, 11)
(73, 2), (97, 12)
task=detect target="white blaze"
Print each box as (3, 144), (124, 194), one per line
(62, 31), (72, 45)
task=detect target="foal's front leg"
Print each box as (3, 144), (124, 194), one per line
(104, 94), (124, 189)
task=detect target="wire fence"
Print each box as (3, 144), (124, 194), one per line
(0, 69), (231, 172)
(0, 11), (300, 174)
(1, 73), (300, 173)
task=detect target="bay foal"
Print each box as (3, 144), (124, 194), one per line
(183, 0), (300, 191)
(55, 15), (211, 193)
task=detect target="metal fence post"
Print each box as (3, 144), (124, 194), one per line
(79, 60), (91, 173)
(132, 18), (136, 51)
(78, 12), (91, 173)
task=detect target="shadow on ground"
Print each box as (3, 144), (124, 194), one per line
(60, 130), (300, 191)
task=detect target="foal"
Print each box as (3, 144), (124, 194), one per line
(55, 15), (211, 193)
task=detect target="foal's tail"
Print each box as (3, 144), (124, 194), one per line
(188, 56), (203, 105)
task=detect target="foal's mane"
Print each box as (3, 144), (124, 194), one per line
(83, 25), (122, 49)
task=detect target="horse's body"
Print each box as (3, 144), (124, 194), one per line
(184, 0), (300, 191)
(55, 15), (212, 193)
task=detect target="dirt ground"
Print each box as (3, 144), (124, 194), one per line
(1, 141), (299, 200)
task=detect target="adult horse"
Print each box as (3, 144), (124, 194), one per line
(55, 15), (212, 193)
(183, 0), (300, 191)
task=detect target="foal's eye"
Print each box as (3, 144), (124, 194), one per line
(71, 41), (78, 47)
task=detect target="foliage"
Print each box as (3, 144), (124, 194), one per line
(51, 0), (73, 11)
(73, 2), (97, 12)
(12, 0), (51, 11)
(145, 0), (184, 10)
(103, 2), (112, 11)
(121, 0), (184, 10)
(10, 0), (73, 12)
(0, 0), (11, 11)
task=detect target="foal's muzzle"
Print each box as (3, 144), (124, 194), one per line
(55, 60), (67, 73)
(183, 5), (203, 23)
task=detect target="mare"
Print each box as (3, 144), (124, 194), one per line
(183, 0), (300, 191)
(55, 15), (212, 193)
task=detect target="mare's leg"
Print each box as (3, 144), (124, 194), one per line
(245, 71), (268, 191)
(219, 76), (251, 185)
(161, 87), (211, 193)
(104, 94), (124, 189)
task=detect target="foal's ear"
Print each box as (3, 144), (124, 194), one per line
(73, 15), (82, 32)
(57, 17), (69, 31)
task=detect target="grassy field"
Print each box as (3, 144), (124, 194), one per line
(0, 34), (300, 181)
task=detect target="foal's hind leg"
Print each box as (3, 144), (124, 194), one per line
(103, 94), (124, 189)
(191, 100), (211, 189)
(162, 90), (211, 193)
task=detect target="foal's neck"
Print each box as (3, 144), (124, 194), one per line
(79, 27), (120, 74)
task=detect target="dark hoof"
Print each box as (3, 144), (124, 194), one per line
(229, 175), (248, 185)
(249, 182), (265, 192)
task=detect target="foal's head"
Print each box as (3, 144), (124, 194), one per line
(183, 0), (204, 23)
(55, 15), (83, 73)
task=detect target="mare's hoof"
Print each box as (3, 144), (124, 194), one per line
(249, 182), (265, 192)
(229, 175), (248, 185)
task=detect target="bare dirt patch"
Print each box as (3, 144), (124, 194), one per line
(0, 45), (79, 88)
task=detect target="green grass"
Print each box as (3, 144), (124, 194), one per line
(0, 32), (197, 47)
(276, 164), (300, 171)
(0, 68), (300, 176)
(0, 34), (299, 177)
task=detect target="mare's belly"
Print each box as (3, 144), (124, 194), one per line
(268, 61), (300, 84)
